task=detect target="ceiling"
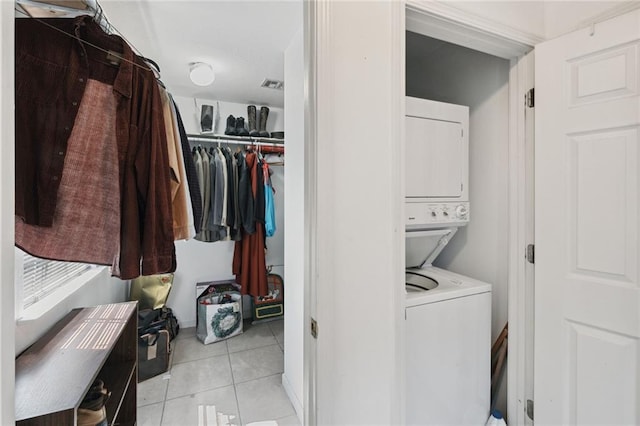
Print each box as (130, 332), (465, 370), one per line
(100, 0), (302, 107)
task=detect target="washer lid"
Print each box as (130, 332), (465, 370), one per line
(406, 227), (458, 268)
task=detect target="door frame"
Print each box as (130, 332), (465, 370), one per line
(0, 1), (15, 424)
(404, 1), (539, 423)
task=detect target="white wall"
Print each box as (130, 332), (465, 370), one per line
(166, 96), (285, 327)
(0, 2), (15, 422)
(543, 1), (638, 39)
(310, 2), (405, 424)
(15, 269), (128, 355)
(283, 26), (304, 421)
(406, 32), (511, 414)
(441, 1), (545, 39)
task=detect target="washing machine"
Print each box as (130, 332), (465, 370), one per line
(404, 97), (491, 425)
(405, 228), (491, 426)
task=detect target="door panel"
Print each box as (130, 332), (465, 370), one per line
(406, 116), (462, 198)
(535, 8), (640, 425)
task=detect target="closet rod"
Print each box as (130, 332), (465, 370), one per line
(187, 134), (285, 147)
(17, 0), (114, 36)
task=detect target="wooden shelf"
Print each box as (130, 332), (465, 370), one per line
(15, 302), (138, 425)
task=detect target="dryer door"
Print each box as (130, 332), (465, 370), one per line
(406, 116), (463, 199)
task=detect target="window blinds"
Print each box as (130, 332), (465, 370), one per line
(20, 251), (93, 308)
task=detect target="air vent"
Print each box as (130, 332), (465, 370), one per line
(261, 78), (284, 90)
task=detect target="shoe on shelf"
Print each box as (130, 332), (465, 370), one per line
(224, 115), (237, 136)
(236, 116), (249, 137)
(247, 105), (260, 137)
(258, 106), (270, 138)
(78, 379), (110, 426)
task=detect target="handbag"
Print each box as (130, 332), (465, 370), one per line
(138, 306), (180, 341)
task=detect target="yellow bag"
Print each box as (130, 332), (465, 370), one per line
(129, 274), (174, 310)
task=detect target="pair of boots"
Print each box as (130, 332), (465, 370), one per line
(225, 115), (249, 136)
(224, 106), (270, 137)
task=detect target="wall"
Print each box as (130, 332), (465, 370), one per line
(166, 96), (285, 327)
(283, 26), (304, 421)
(15, 269), (128, 355)
(310, 2), (405, 424)
(439, 1), (545, 39)
(0, 1), (14, 422)
(406, 31), (510, 414)
(543, 1), (638, 39)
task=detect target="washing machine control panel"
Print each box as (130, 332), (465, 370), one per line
(406, 202), (470, 227)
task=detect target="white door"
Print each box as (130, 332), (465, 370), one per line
(535, 9), (640, 425)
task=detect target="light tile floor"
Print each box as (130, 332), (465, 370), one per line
(137, 319), (300, 426)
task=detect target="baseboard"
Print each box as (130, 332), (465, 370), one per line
(181, 320), (196, 329)
(282, 373), (303, 423)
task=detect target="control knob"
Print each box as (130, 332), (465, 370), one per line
(455, 205), (468, 218)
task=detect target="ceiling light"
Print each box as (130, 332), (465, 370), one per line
(189, 62), (215, 86)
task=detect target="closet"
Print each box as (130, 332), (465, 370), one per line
(405, 30), (512, 414)
(12, 0), (305, 424)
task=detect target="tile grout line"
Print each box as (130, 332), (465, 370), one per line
(156, 323), (284, 425)
(226, 339), (243, 426)
(157, 338), (176, 426)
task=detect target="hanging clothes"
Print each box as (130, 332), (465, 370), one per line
(172, 97), (202, 235)
(233, 151), (268, 297)
(207, 148), (226, 242)
(15, 16), (175, 279)
(263, 161), (276, 237)
(193, 148), (206, 241)
(236, 151), (255, 234)
(201, 149), (212, 241)
(160, 86), (195, 241)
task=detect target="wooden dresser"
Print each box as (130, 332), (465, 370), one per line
(15, 302), (138, 425)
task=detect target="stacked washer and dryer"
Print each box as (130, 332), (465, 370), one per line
(405, 96), (492, 425)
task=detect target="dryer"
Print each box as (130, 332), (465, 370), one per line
(404, 97), (491, 425)
(405, 96), (469, 230)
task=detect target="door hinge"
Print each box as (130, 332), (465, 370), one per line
(526, 88), (535, 108)
(526, 244), (535, 264)
(526, 399), (534, 421)
(310, 317), (318, 339)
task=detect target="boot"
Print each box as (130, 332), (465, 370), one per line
(258, 106), (270, 137)
(224, 115), (237, 136)
(247, 105), (260, 137)
(236, 117), (249, 136)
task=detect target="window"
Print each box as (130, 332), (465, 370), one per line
(16, 248), (96, 310)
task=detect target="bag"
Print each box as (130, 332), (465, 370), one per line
(138, 329), (170, 382)
(252, 273), (284, 323)
(196, 283), (243, 345)
(138, 306), (179, 341)
(129, 274), (174, 310)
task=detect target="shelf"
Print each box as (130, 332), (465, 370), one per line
(103, 360), (136, 424)
(187, 133), (285, 146)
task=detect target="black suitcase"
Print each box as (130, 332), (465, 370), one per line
(138, 329), (170, 382)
